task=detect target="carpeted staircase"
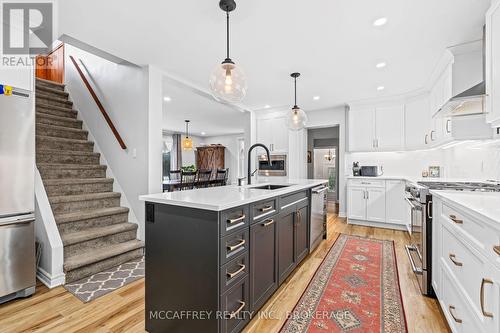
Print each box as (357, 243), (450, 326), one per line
(35, 78), (144, 283)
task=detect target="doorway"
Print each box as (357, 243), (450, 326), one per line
(313, 148), (337, 202)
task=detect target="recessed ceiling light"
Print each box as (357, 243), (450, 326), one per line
(373, 17), (388, 27)
(264, 105), (271, 109)
(163, 96), (172, 102)
(376, 62), (387, 69)
(313, 96), (320, 101)
(201, 132), (206, 135)
(377, 86), (385, 91)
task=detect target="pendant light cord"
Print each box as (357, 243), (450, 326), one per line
(294, 76), (298, 107)
(226, 11), (230, 60)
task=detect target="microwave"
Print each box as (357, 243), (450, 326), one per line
(258, 154), (287, 176)
(360, 166), (383, 177)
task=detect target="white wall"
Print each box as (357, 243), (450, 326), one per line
(346, 141), (500, 180)
(202, 134), (244, 184)
(306, 106), (347, 216)
(182, 135), (205, 167)
(64, 44), (158, 240)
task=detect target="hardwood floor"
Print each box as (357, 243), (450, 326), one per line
(0, 206), (450, 333)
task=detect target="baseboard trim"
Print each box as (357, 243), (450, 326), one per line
(37, 267), (65, 288)
(338, 211), (347, 218)
(347, 219), (406, 231)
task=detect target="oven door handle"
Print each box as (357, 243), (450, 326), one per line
(405, 245), (423, 275)
(427, 200), (433, 219)
(405, 197), (418, 210)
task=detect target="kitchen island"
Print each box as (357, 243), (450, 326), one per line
(139, 180), (328, 333)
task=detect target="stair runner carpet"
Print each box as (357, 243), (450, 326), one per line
(35, 78), (144, 284)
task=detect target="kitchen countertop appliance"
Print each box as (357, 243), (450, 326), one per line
(310, 184), (328, 251)
(359, 165), (383, 177)
(404, 180), (500, 297)
(0, 85), (36, 304)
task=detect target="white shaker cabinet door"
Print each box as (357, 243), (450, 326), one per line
(366, 187), (386, 222)
(405, 95), (431, 149)
(348, 107), (375, 152)
(347, 187), (366, 220)
(385, 180), (406, 225)
(375, 105), (405, 150)
(486, 0), (500, 126)
(272, 117), (288, 152)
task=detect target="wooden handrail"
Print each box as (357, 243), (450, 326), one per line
(69, 55), (127, 149)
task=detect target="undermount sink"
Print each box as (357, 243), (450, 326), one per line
(250, 184), (292, 190)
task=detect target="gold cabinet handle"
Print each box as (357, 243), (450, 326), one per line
(449, 214), (463, 224)
(262, 219), (274, 227)
(260, 205), (273, 212)
(494, 246), (500, 256)
(449, 305), (463, 323)
(227, 214), (246, 224)
(229, 301), (246, 319)
(449, 254), (463, 267)
(227, 264), (246, 279)
(227, 239), (246, 251)
(480, 278), (494, 318)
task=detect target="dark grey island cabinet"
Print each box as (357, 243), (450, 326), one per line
(144, 187), (322, 333)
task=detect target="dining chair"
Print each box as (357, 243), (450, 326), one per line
(215, 168), (229, 186)
(180, 171), (197, 191)
(196, 169), (212, 188)
(170, 170), (181, 181)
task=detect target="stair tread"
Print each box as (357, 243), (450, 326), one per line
(55, 207), (129, 224)
(43, 177), (113, 185)
(36, 112), (82, 124)
(36, 78), (65, 87)
(37, 103), (75, 113)
(36, 123), (88, 134)
(37, 149), (98, 157)
(61, 222), (138, 246)
(37, 163), (106, 170)
(36, 93), (73, 104)
(64, 239), (144, 272)
(36, 135), (93, 145)
(49, 192), (121, 204)
(36, 85), (69, 97)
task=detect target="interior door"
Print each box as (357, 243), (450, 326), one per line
(348, 187), (366, 220)
(366, 187), (386, 222)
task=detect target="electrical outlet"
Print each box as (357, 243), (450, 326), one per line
(132, 148), (137, 159)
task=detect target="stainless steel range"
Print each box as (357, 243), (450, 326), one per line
(404, 180), (500, 297)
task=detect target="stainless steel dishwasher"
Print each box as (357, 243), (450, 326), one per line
(310, 184), (328, 251)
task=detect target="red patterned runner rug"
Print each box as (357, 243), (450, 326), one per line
(280, 234), (407, 333)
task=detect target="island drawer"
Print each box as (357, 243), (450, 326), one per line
(280, 190), (308, 210)
(221, 228), (249, 265)
(220, 252), (249, 294)
(220, 205), (250, 237)
(250, 198), (278, 223)
(220, 276), (250, 333)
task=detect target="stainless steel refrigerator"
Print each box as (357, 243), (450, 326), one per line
(0, 85), (36, 304)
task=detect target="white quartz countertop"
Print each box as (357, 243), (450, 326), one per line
(430, 190), (500, 226)
(347, 175), (497, 185)
(139, 179), (328, 211)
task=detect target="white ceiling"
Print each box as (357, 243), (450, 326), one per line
(162, 78), (247, 136)
(59, 0), (491, 112)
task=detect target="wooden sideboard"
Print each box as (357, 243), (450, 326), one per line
(196, 145), (225, 177)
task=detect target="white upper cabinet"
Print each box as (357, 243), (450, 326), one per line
(375, 105), (405, 150)
(486, 0), (500, 127)
(405, 94), (431, 149)
(348, 106), (375, 152)
(256, 117), (288, 152)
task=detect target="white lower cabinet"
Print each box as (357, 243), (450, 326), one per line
(347, 179), (406, 229)
(433, 196), (500, 333)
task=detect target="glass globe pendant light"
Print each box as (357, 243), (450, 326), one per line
(182, 120), (193, 151)
(209, 0), (247, 103)
(287, 72), (308, 131)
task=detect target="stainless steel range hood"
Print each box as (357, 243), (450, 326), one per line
(439, 28), (487, 117)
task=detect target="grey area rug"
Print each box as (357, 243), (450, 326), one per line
(65, 256), (144, 303)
